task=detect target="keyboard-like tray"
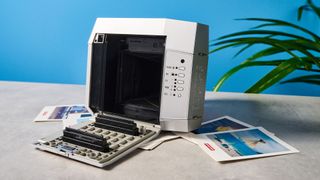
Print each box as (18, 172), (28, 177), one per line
(35, 121), (159, 167)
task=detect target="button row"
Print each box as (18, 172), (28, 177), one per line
(166, 66), (185, 71)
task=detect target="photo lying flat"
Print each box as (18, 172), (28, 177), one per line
(49, 106), (69, 119)
(34, 105), (92, 122)
(199, 127), (299, 161)
(176, 116), (253, 145)
(48, 105), (90, 119)
(69, 106), (90, 114)
(192, 116), (253, 134)
(208, 128), (288, 157)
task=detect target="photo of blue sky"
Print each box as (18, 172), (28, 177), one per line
(193, 118), (249, 134)
(69, 106), (89, 114)
(208, 129), (289, 157)
(49, 106), (89, 119)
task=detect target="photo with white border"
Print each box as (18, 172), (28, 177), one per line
(176, 116), (253, 144)
(198, 127), (299, 161)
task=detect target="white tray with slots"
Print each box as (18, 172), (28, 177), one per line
(35, 120), (160, 167)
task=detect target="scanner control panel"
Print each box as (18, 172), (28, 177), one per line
(160, 50), (193, 119)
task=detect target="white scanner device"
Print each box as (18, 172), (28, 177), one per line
(86, 18), (208, 132)
(35, 18), (208, 167)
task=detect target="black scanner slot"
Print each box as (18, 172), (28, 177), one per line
(62, 127), (109, 152)
(94, 114), (139, 136)
(89, 34), (165, 125)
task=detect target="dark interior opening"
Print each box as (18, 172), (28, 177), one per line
(89, 34), (166, 124)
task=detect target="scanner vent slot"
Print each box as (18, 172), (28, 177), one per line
(62, 127), (109, 152)
(94, 114), (139, 136)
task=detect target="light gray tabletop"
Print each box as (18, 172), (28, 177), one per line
(0, 81), (319, 180)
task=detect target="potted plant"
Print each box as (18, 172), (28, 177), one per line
(211, 0), (320, 93)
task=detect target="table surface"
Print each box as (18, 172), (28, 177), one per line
(0, 81), (319, 180)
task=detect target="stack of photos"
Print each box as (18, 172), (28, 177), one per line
(177, 116), (299, 161)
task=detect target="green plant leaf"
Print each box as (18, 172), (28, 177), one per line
(215, 32), (320, 53)
(232, 35), (275, 58)
(209, 42), (243, 54)
(211, 13), (320, 93)
(214, 37), (303, 61)
(281, 74), (320, 85)
(307, 0), (320, 18)
(240, 18), (320, 42)
(233, 43), (253, 58)
(217, 30), (312, 42)
(297, 6), (305, 21)
(214, 37), (320, 68)
(213, 60), (287, 91)
(245, 60), (299, 93)
(245, 41), (320, 64)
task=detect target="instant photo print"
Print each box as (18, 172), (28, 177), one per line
(198, 127), (299, 162)
(35, 18), (209, 167)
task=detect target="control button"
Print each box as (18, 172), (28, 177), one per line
(119, 134), (126, 138)
(110, 144), (120, 149)
(95, 129), (102, 133)
(89, 153), (96, 159)
(111, 138), (119, 142)
(178, 73), (185, 78)
(177, 87), (184, 91)
(110, 132), (117, 136)
(181, 59), (185, 63)
(177, 80), (184, 84)
(178, 66), (186, 71)
(120, 140), (128, 145)
(74, 150), (81, 154)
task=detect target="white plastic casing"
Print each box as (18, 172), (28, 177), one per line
(86, 18), (208, 132)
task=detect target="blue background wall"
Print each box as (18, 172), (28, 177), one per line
(0, 0), (319, 96)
